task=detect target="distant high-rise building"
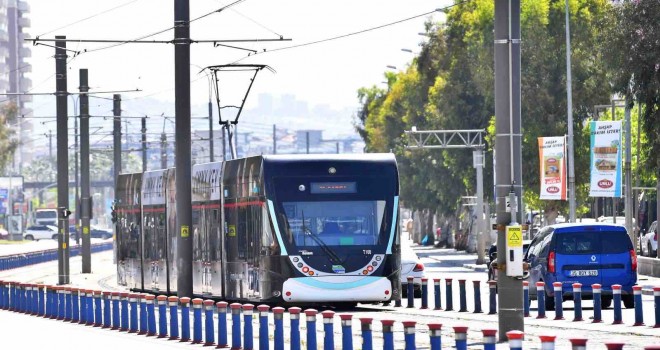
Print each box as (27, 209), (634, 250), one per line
(1, 0), (32, 170)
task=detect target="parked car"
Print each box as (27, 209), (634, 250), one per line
(23, 225), (59, 241)
(486, 240), (532, 282)
(69, 225), (113, 241)
(525, 223), (637, 310)
(640, 220), (657, 257)
(0, 228), (9, 240)
(401, 239), (425, 298)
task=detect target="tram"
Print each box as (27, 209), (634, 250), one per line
(117, 153), (401, 304)
(115, 172), (142, 289)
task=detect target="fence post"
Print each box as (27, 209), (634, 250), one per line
(592, 284), (602, 323)
(434, 278), (442, 310)
(57, 286), (65, 320)
(572, 283), (583, 322)
(482, 329), (496, 350)
(216, 301), (229, 348)
(258, 304), (270, 350)
(428, 323), (442, 350)
(111, 292), (120, 330)
(612, 284), (622, 325)
(62, 287), (71, 321)
(536, 281), (546, 319)
(360, 318), (373, 350)
(37, 284), (45, 316)
(381, 320), (395, 350)
(230, 303), (242, 350)
(340, 314), (353, 350)
(242, 304), (254, 350)
(539, 335), (556, 350)
(305, 309), (318, 350)
(403, 321), (416, 350)
(95, 291), (103, 327)
(506, 330), (524, 350)
(633, 285), (643, 326)
(321, 310), (335, 350)
(654, 286), (660, 328)
(458, 279), (468, 312)
(204, 300), (215, 346)
(445, 278), (454, 311)
(288, 307), (301, 350)
(553, 282), (564, 320)
(453, 326), (468, 350)
(120, 292), (130, 331)
(168, 296), (180, 340)
(86, 290), (94, 326)
(102, 291), (111, 328)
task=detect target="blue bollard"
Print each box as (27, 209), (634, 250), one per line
(381, 320), (395, 350)
(304, 309), (318, 350)
(473, 280), (482, 313)
(273, 307), (286, 350)
(168, 296), (180, 340)
(488, 280), (497, 314)
(32, 284), (39, 315)
(339, 314), (353, 350)
(433, 278), (442, 310)
(569, 338), (588, 350)
(506, 330), (524, 350)
(180, 297), (191, 342)
(539, 335), (556, 350)
(572, 283), (583, 322)
(592, 284), (602, 323)
(0, 281), (4, 310)
(25, 284), (33, 315)
(242, 304), (254, 350)
(428, 323), (442, 350)
(138, 294), (148, 334)
(102, 292), (112, 328)
(257, 305), (270, 350)
(120, 292), (130, 331)
(94, 291), (103, 327)
(146, 295), (157, 336)
(453, 326), (468, 350)
(192, 298), (204, 344)
(406, 276), (414, 308)
(536, 281), (546, 319)
(112, 292), (121, 330)
(612, 284), (623, 325)
(86, 290), (94, 326)
(359, 318), (373, 350)
(522, 281), (529, 317)
(482, 329), (496, 350)
(158, 295), (169, 338)
(654, 286), (660, 328)
(230, 303), (242, 350)
(129, 294), (139, 333)
(421, 278), (428, 309)
(203, 300), (215, 346)
(63, 287), (71, 321)
(553, 282), (564, 320)
(633, 285), (644, 326)
(458, 279), (467, 312)
(445, 278), (454, 311)
(37, 284), (45, 316)
(321, 310), (335, 350)
(79, 289), (87, 324)
(216, 301), (229, 348)
(57, 286), (65, 320)
(403, 321), (416, 350)
(289, 307), (301, 350)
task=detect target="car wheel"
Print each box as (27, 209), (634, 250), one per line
(52, 234), (59, 240)
(544, 292), (555, 310)
(601, 296), (613, 309)
(24, 235), (34, 241)
(622, 295), (634, 309)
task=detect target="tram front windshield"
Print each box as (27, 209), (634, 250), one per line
(282, 200), (385, 247)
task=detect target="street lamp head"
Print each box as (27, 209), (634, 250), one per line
(386, 65), (397, 70)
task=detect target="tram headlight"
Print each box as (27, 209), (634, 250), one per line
(298, 185), (306, 192)
(297, 263), (303, 268)
(328, 167), (336, 174)
(375, 256), (381, 261)
(293, 257), (299, 262)
(272, 291), (281, 297)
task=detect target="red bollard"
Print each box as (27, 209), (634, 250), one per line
(569, 338), (588, 350)
(539, 335), (556, 350)
(604, 341), (625, 350)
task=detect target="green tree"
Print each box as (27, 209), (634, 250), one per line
(0, 102), (19, 174)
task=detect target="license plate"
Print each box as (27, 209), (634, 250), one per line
(569, 270), (598, 277)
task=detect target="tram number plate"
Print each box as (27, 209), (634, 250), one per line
(569, 270), (598, 277)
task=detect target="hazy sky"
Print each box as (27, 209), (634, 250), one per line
(27, 0), (450, 117)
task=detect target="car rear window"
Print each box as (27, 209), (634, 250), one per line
(556, 231), (631, 254)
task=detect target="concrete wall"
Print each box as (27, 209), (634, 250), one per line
(638, 256), (660, 277)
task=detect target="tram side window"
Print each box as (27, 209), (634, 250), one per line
(192, 209), (202, 260)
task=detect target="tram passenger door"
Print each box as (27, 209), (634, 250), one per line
(210, 219), (223, 296)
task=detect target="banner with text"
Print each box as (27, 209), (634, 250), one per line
(589, 121), (622, 197)
(538, 137), (567, 200)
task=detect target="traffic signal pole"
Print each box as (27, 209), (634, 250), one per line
(55, 36), (70, 285)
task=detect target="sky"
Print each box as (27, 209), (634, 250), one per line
(27, 0), (451, 119)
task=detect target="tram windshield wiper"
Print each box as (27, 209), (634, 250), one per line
(301, 211), (343, 265)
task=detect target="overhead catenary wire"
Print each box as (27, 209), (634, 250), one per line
(36, 0), (140, 38)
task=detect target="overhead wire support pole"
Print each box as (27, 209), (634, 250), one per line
(142, 117), (148, 171)
(174, 0), (193, 298)
(404, 129), (488, 265)
(55, 35), (70, 285)
(113, 94), (122, 266)
(565, 0), (576, 223)
(80, 69), (92, 273)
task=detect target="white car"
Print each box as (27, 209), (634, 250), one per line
(640, 221), (657, 257)
(23, 225), (59, 241)
(400, 239), (425, 298)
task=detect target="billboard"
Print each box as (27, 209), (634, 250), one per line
(0, 176), (24, 216)
(538, 136), (567, 200)
(589, 121), (622, 197)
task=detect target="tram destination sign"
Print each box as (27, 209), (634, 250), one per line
(310, 182), (357, 194)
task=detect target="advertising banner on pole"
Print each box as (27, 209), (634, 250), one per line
(589, 121), (622, 197)
(538, 137), (567, 200)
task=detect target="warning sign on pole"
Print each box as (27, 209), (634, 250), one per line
(506, 225), (522, 248)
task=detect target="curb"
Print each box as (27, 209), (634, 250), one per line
(463, 263), (488, 272)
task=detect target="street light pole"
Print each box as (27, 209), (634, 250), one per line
(565, 0), (576, 223)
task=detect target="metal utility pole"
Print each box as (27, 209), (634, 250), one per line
(624, 96), (633, 243)
(113, 95), (122, 177)
(142, 117), (148, 172)
(174, 0), (193, 297)
(273, 124), (277, 154)
(80, 69), (91, 273)
(48, 130), (53, 161)
(208, 99), (214, 162)
(306, 131), (310, 154)
(494, 0), (524, 340)
(161, 132), (168, 169)
(565, 0), (576, 223)
(74, 115), (79, 231)
(55, 36), (70, 285)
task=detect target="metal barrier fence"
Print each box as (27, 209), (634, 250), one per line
(0, 242), (114, 270)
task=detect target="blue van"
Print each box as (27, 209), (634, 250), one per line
(525, 223), (637, 309)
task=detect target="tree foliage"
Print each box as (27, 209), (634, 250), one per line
(0, 102), (19, 174)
